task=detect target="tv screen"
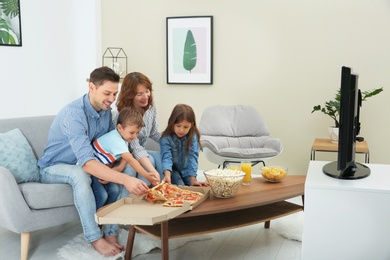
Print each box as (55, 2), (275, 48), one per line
(322, 66), (370, 179)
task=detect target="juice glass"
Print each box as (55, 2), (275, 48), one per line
(241, 161), (252, 185)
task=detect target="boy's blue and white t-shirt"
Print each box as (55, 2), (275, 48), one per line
(92, 129), (129, 165)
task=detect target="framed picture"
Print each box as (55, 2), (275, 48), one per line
(166, 16), (213, 84)
(0, 0), (22, 46)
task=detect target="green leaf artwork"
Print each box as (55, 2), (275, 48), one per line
(183, 30), (197, 73)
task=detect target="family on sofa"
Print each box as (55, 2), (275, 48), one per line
(0, 66), (209, 259)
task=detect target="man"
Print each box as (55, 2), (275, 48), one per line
(37, 66), (149, 257)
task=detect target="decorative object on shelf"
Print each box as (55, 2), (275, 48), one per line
(102, 47), (127, 77)
(311, 87), (383, 142)
(328, 126), (339, 143)
(166, 16), (213, 84)
(0, 0), (22, 46)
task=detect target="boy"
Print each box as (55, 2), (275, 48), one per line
(92, 107), (160, 208)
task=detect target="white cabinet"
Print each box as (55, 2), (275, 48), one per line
(302, 161), (390, 260)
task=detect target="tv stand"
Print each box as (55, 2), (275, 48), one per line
(322, 161), (370, 179)
(302, 161), (390, 260)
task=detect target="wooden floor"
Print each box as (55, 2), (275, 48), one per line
(0, 197), (302, 260)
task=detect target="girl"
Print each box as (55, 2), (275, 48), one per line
(160, 104), (208, 186)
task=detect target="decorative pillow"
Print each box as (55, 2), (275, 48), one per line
(0, 128), (40, 183)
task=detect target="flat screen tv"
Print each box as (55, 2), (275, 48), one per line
(323, 66), (370, 179)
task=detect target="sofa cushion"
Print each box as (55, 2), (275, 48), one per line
(19, 183), (75, 209)
(0, 128), (40, 183)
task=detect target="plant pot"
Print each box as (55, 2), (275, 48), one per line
(328, 126), (339, 143)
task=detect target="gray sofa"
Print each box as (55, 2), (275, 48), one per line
(0, 115), (78, 260)
(0, 115), (160, 260)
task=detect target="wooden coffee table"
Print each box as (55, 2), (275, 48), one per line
(124, 175), (305, 260)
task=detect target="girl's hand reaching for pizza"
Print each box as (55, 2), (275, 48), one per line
(162, 170), (172, 184)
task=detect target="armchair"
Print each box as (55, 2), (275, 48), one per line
(198, 105), (283, 169)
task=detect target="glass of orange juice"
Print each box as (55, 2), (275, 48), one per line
(241, 161), (252, 185)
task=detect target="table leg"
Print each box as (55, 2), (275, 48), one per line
(125, 225), (136, 260)
(264, 220), (270, 229)
(161, 222), (169, 260)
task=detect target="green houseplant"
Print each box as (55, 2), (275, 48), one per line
(312, 87), (383, 128)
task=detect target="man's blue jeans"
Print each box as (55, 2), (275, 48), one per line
(39, 164), (122, 242)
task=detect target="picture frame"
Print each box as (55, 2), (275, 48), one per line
(0, 0), (22, 47)
(166, 16), (213, 84)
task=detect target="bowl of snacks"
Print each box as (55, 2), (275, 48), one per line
(203, 169), (246, 198)
(261, 166), (288, 182)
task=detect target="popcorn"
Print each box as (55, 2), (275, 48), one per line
(204, 169), (245, 198)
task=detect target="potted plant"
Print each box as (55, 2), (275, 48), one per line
(312, 87), (383, 142)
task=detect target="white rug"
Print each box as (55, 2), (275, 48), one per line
(57, 228), (211, 260)
(270, 211), (304, 241)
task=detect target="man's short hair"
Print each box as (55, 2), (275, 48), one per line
(89, 66), (120, 86)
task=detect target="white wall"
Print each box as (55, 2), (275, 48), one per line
(0, 0), (101, 119)
(101, 0), (390, 175)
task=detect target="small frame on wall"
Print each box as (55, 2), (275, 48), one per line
(166, 16), (213, 84)
(0, 0), (22, 47)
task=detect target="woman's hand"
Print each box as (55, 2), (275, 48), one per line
(147, 171), (161, 186)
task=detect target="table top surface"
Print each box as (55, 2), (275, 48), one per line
(312, 138), (369, 153)
(180, 175), (306, 218)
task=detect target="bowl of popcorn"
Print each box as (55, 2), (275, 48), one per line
(203, 169), (246, 198)
(261, 166), (288, 182)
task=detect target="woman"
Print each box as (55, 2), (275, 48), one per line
(114, 72), (162, 190)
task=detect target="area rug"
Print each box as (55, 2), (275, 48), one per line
(57, 228), (211, 260)
(270, 211), (304, 241)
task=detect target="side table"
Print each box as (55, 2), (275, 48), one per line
(310, 138), (369, 163)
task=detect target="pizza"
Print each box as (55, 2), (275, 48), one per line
(145, 182), (204, 207)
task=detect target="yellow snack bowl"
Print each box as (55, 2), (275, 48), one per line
(261, 166), (288, 182)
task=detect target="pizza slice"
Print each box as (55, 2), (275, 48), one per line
(145, 181), (204, 207)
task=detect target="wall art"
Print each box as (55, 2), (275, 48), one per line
(166, 16), (213, 84)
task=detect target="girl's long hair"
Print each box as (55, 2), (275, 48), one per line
(162, 104), (202, 154)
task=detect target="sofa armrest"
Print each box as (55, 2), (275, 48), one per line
(0, 166), (36, 233)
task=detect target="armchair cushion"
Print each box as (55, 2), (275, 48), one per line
(201, 135), (281, 158)
(0, 128), (39, 183)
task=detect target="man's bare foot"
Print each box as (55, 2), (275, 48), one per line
(92, 237), (121, 256)
(105, 235), (125, 251)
